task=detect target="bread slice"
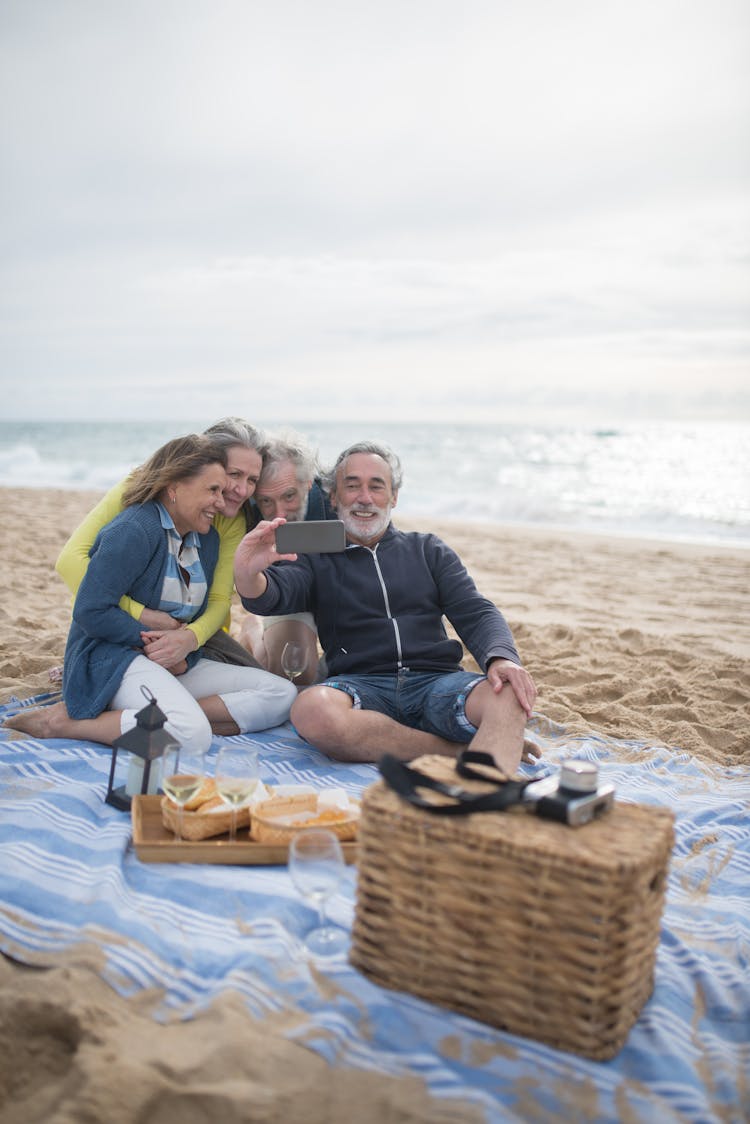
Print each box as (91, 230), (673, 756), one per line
(183, 776), (218, 811)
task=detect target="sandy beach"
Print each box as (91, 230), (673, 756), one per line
(1, 484), (748, 1122)
(2, 485), (748, 763)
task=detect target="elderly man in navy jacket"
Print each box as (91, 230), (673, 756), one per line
(234, 441), (538, 773)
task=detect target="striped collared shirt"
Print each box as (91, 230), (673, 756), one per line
(155, 503), (208, 621)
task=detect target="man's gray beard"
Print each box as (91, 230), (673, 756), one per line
(339, 503), (391, 542)
(285, 489), (309, 523)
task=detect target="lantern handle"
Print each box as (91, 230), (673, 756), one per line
(140, 685), (157, 705)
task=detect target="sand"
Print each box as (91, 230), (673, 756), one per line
(2, 486), (748, 764)
(1, 485), (748, 1122)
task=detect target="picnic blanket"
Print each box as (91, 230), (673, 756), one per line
(1, 693), (747, 1123)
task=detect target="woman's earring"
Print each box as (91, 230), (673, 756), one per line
(171, 493), (176, 504)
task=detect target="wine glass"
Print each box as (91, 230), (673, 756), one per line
(161, 744), (207, 843)
(288, 828), (348, 958)
(214, 743), (260, 843)
(281, 641), (307, 683)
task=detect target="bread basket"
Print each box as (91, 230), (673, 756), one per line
(160, 777), (262, 841)
(160, 795), (253, 841)
(250, 792), (360, 844)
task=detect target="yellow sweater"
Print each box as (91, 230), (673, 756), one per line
(55, 480), (246, 646)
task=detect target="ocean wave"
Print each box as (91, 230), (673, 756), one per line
(0, 442), (131, 492)
(1, 419), (749, 547)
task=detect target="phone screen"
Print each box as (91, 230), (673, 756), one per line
(275, 520), (346, 554)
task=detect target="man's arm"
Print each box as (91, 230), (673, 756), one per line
(429, 535), (537, 718)
(233, 517), (294, 601)
(429, 537), (518, 667)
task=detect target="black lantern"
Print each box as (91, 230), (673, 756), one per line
(105, 686), (180, 811)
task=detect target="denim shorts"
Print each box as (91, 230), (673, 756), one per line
(322, 669), (486, 743)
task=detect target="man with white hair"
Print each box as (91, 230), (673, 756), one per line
(238, 430), (334, 683)
(234, 441), (538, 772)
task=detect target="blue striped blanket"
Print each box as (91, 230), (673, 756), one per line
(1, 694), (747, 1123)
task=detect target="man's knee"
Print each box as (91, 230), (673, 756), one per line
(291, 686), (352, 745)
(467, 679), (526, 728)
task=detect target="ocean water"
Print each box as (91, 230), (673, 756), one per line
(1, 418), (748, 547)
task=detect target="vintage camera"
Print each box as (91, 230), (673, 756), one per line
(523, 760), (614, 826)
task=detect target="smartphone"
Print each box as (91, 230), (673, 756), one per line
(275, 519), (346, 554)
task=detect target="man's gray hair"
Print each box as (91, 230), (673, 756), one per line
(261, 428), (320, 485)
(323, 441), (403, 493)
(203, 416), (267, 456)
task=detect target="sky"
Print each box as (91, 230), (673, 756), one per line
(1, 0), (749, 425)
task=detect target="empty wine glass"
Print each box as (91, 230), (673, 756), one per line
(215, 743), (260, 843)
(288, 828), (347, 957)
(281, 641), (307, 683)
(161, 744), (207, 843)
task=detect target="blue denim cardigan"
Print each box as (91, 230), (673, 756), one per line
(62, 502), (219, 719)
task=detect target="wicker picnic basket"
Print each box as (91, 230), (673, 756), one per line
(350, 755), (675, 1060)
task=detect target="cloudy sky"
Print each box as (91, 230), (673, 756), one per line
(1, 0), (748, 424)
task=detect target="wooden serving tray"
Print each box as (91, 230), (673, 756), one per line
(131, 795), (358, 866)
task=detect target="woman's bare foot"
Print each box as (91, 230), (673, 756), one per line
(3, 701), (71, 739)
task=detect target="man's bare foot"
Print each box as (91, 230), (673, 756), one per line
(3, 701), (70, 739)
(522, 737), (542, 764)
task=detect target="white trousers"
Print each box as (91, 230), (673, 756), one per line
(111, 655), (297, 753)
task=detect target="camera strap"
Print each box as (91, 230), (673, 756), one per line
(378, 752), (532, 816)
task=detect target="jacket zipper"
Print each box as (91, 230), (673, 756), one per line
(369, 544), (403, 668)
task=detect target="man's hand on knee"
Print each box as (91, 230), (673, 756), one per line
(487, 658), (537, 718)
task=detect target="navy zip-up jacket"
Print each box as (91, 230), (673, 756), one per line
(241, 524), (519, 678)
